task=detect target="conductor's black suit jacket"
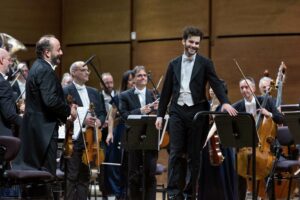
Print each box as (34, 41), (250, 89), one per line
(16, 58), (70, 170)
(157, 54), (229, 117)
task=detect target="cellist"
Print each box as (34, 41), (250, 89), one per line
(232, 77), (284, 200)
(63, 61), (106, 200)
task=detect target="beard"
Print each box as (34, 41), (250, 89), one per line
(50, 54), (61, 66)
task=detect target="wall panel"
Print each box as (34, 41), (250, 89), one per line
(215, 0), (300, 36)
(211, 36), (300, 104)
(63, 0), (131, 44)
(62, 44), (130, 89)
(135, 0), (209, 40)
(1, 0), (61, 44)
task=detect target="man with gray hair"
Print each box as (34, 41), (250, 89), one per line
(64, 60), (106, 200)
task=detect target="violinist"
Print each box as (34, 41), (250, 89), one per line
(0, 48), (22, 137)
(63, 61), (106, 200)
(232, 77), (284, 200)
(119, 65), (159, 200)
(198, 81), (237, 200)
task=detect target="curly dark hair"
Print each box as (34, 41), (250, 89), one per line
(182, 26), (203, 40)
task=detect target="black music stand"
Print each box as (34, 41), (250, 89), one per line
(283, 111), (300, 144)
(193, 111), (258, 200)
(125, 115), (159, 200)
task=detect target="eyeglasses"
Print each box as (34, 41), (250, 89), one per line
(77, 68), (91, 73)
(136, 74), (147, 78)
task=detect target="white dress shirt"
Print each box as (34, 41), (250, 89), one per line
(134, 87), (146, 107)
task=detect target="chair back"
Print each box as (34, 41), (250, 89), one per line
(277, 126), (293, 146)
(0, 136), (21, 161)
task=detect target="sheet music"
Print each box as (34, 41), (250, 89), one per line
(72, 106), (89, 140)
(58, 125), (65, 139)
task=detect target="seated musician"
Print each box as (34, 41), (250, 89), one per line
(63, 61), (106, 200)
(232, 77), (284, 200)
(119, 65), (159, 200)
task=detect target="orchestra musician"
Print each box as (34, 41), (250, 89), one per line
(0, 48), (22, 137)
(11, 62), (29, 100)
(198, 82), (237, 200)
(63, 61), (106, 200)
(104, 69), (135, 199)
(155, 26), (237, 200)
(13, 35), (77, 197)
(119, 65), (159, 200)
(232, 77), (284, 200)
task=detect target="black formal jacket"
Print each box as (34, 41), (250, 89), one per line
(232, 96), (284, 124)
(0, 74), (22, 136)
(119, 88), (156, 120)
(63, 83), (107, 126)
(157, 54), (229, 118)
(16, 58), (70, 170)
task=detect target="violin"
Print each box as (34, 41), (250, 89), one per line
(82, 103), (105, 174)
(64, 94), (74, 158)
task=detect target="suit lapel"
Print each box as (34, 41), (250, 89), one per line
(145, 89), (153, 104)
(129, 89), (141, 108)
(70, 84), (83, 106)
(190, 55), (201, 81)
(174, 57), (182, 84)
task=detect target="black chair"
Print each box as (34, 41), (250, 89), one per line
(270, 126), (300, 200)
(0, 136), (54, 199)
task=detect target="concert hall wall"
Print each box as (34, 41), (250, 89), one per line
(1, 0), (300, 103)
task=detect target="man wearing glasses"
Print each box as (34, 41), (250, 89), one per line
(63, 60), (106, 200)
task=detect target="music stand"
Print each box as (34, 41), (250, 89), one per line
(281, 104), (300, 112)
(193, 111), (258, 200)
(125, 115), (159, 200)
(283, 111), (300, 144)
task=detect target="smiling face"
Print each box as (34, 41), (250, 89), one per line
(71, 61), (90, 85)
(134, 69), (148, 89)
(182, 36), (200, 57)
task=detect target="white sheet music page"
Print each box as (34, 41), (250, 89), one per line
(72, 106), (89, 140)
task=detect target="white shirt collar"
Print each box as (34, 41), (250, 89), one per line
(182, 54), (196, 62)
(0, 72), (8, 80)
(134, 87), (146, 95)
(44, 59), (56, 71)
(73, 81), (86, 91)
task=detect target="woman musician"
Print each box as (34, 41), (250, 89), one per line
(198, 80), (238, 200)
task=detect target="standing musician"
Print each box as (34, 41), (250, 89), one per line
(232, 77), (283, 200)
(63, 61), (106, 200)
(0, 48), (22, 137)
(11, 62), (29, 100)
(119, 65), (159, 200)
(155, 26), (237, 200)
(14, 35), (76, 177)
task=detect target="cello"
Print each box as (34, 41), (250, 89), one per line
(234, 60), (276, 198)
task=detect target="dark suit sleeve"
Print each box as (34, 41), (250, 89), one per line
(206, 60), (229, 105)
(119, 91), (142, 120)
(37, 67), (70, 122)
(0, 81), (22, 127)
(266, 97), (284, 124)
(157, 62), (174, 117)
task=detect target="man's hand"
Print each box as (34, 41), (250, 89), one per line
(258, 108), (272, 118)
(221, 103), (238, 116)
(140, 105), (152, 114)
(155, 117), (163, 130)
(85, 115), (101, 127)
(70, 104), (78, 121)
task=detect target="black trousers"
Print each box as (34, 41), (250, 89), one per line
(66, 147), (90, 200)
(167, 103), (209, 199)
(128, 149), (158, 200)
